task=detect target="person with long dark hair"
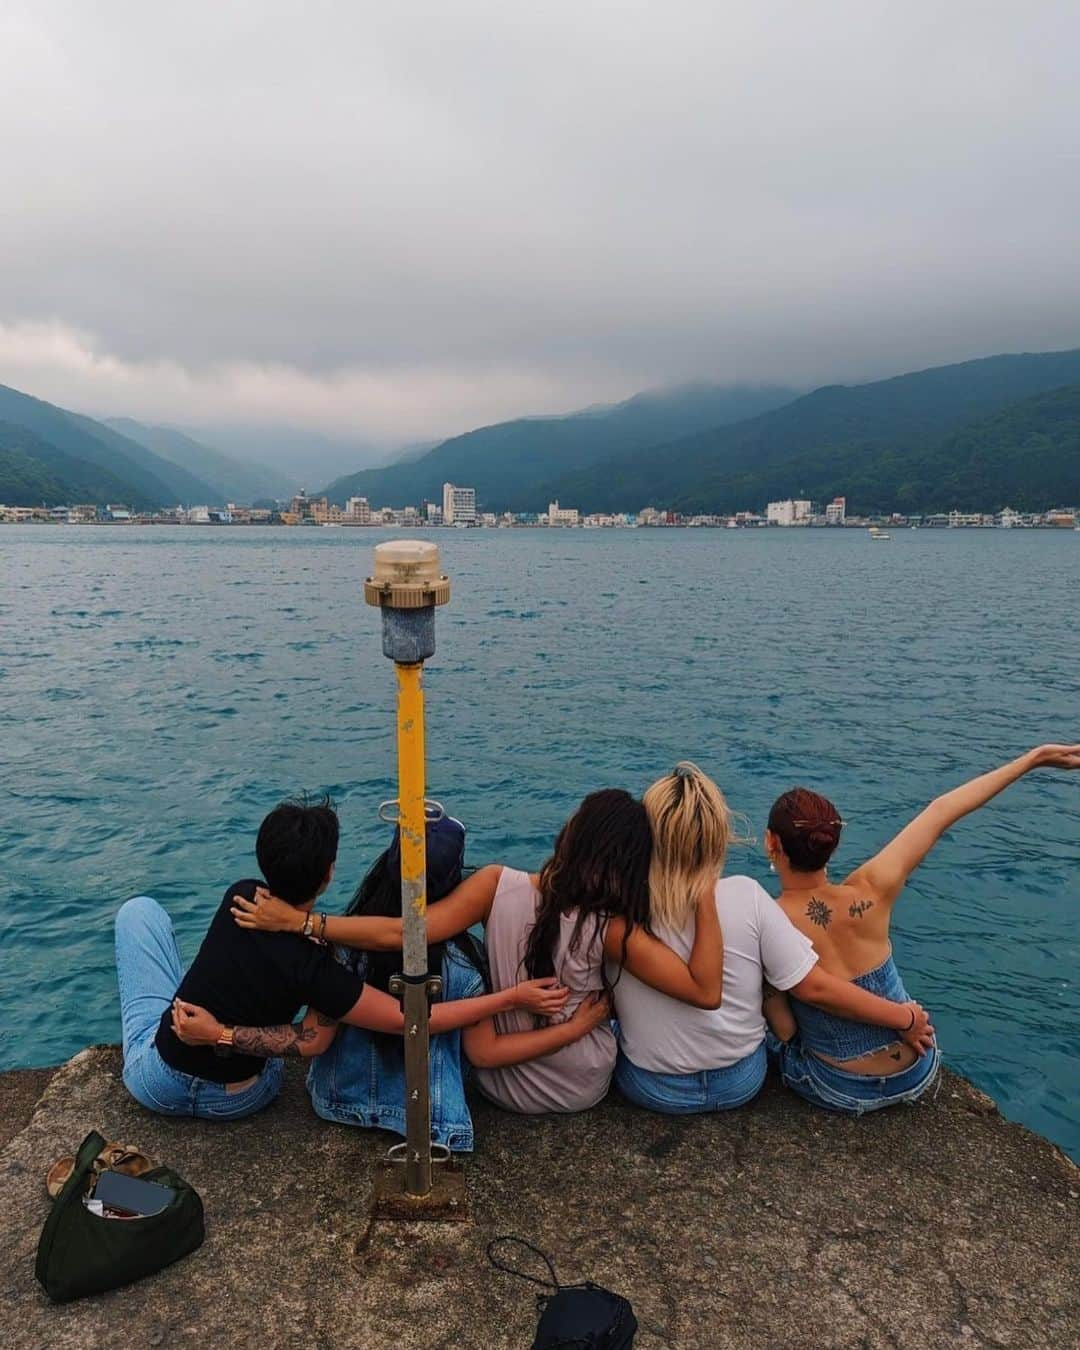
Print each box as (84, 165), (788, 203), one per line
(233, 789), (726, 1114)
(764, 743), (1080, 1113)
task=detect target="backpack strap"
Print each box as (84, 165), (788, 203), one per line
(487, 1236), (560, 1291)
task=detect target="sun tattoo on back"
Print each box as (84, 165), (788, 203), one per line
(806, 896), (832, 928)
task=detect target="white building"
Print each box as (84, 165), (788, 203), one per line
(425, 502), (443, 524)
(345, 496), (372, 524)
(547, 500), (580, 526)
(824, 496), (846, 525)
(766, 499), (811, 526)
(442, 482), (476, 525)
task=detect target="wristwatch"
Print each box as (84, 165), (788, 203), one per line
(214, 1026), (235, 1057)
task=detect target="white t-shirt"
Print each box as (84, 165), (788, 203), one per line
(610, 874), (817, 1074)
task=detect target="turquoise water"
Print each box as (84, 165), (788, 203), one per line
(2, 525), (1077, 1157)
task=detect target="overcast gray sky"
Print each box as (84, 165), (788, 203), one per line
(1, 1), (1078, 445)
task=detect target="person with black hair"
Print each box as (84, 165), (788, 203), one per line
(231, 789), (728, 1115)
(764, 743), (1080, 1113)
(305, 813), (490, 1150)
(116, 799), (568, 1121)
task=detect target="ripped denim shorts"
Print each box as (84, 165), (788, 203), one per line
(772, 1035), (941, 1116)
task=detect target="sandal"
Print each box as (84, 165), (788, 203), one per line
(46, 1141), (154, 1199)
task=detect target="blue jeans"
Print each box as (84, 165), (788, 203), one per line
(115, 895), (284, 1120)
(614, 1042), (768, 1114)
(307, 942), (484, 1151)
(774, 1034), (941, 1115)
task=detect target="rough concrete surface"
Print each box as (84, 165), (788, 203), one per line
(0, 1046), (1076, 1349)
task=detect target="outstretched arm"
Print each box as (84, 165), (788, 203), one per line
(848, 744), (1080, 905)
(789, 966), (934, 1055)
(603, 887), (724, 1008)
(231, 865), (504, 950)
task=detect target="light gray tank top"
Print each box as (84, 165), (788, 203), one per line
(472, 866), (616, 1114)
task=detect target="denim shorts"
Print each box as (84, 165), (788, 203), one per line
(775, 1036), (941, 1116)
(614, 1041), (767, 1115)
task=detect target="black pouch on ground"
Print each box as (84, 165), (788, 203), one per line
(488, 1237), (638, 1349)
(35, 1129), (205, 1302)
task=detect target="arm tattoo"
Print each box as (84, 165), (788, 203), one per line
(806, 896), (832, 929)
(233, 1022), (319, 1058)
(849, 899), (874, 918)
(762, 982), (783, 1003)
(316, 1012), (337, 1028)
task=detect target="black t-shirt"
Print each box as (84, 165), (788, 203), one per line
(155, 879), (365, 1083)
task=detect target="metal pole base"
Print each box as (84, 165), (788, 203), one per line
(369, 1154), (470, 1222)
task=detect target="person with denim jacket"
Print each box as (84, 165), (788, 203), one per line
(764, 743), (1080, 1114)
(306, 815), (489, 1151)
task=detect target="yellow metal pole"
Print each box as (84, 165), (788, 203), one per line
(364, 539), (451, 1205)
(394, 661), (433, 1196)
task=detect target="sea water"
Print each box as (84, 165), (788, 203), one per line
(1, 525), (1077, 1158)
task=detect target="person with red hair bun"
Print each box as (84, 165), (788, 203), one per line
(764, 744), (1080, 1114)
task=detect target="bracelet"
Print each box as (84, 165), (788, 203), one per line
(904, 1006), (916, 1031)
(301, 912), (314, 939)
(318, 912), (328, 942)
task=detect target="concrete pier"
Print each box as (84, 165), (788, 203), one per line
(1, 1047), (1076, 1348)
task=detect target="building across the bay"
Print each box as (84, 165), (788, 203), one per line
(824, 496), (846, 525)
(546, 500), (580, 526)
(766, 499), (812, 526)
(442, 482), (476, 526)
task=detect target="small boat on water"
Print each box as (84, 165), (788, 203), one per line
(868, 526), (891, 540)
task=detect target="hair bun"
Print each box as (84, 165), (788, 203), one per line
(807, 825), (838, 852)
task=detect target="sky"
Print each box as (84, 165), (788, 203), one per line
(2, 1), (1079, 451)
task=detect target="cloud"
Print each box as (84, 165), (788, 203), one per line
(1, 1), (1079, 440)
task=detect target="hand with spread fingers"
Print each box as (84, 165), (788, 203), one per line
(512, 977), (571, 1017)
(568, 992), (612, 1037)
(231, 887), (302, 932)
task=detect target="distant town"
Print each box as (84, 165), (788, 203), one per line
(1, 482), (1077, 530)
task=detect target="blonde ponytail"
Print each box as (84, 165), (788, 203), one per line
(643, 762), (746, 928)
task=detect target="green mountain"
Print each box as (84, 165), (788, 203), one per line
(323, 384), (801, 508)
(0, 384), (221, 508)
(547, 349), (1080, 514)
(105, 418), (292, 503)
(0, 422), (147, 506)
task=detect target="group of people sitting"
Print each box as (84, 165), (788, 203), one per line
(113, 744), (1078, 1144)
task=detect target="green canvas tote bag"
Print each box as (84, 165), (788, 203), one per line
(36, 1129), (205, 1302)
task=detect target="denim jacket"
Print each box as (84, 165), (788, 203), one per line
(306, 942), (484, 1152)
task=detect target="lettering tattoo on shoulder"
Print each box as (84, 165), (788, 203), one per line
(806, 897), (832, 929)
(849, 899), (874, 919)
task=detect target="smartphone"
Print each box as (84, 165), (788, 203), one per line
(93, 1170), (177, 1218)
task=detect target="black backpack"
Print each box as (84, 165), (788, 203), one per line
(488, 1237), (637, 1349)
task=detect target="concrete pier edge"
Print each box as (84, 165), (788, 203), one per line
(0, 1046), (1076, 1348)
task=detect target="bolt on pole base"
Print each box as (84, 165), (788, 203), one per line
(369, 1158), (470, 1222)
